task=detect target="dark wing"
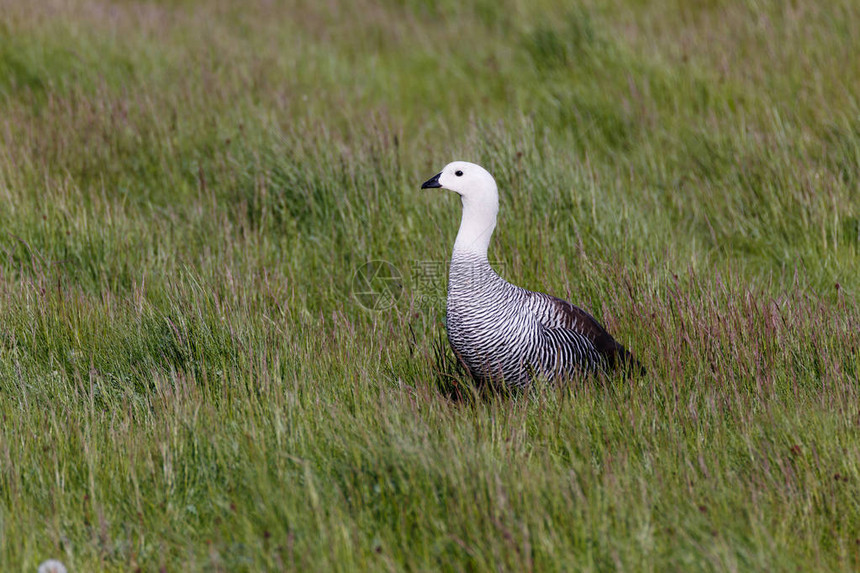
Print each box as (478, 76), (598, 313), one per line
(527, 291), (644, 375)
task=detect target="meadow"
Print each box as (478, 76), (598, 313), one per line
(1, 0), (859, 570)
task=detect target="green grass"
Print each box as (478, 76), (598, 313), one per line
(1, 0), (859, 570)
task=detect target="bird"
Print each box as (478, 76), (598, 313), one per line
(37, 561), (68, 573)
(421, 161), (641, 388)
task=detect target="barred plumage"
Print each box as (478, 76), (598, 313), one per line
(422, 161), (640, 388)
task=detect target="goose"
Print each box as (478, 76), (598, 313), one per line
(421, 161), (641, 388)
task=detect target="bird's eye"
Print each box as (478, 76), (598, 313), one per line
(455, 170), (463, 177)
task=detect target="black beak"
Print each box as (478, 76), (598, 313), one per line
(420, 172), (442, 189)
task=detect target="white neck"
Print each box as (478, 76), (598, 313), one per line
(452, 194), (498, 260)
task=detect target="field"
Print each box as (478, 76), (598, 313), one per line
(1, 0), (859, 570)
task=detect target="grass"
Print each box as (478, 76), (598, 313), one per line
(0, 0), (858, 570)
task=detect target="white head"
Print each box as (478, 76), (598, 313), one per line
(421, 161), (499, 258)
(421, 161), (498, 203)
(37, 561), (68, 573)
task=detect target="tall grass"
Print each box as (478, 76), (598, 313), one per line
(1, 0), (858, 570)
